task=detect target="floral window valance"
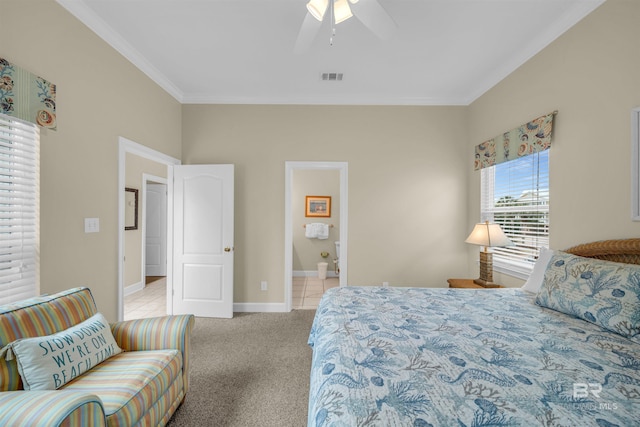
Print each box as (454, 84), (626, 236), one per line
(0, 57), (57, 131)
(474, 112), (555, 171)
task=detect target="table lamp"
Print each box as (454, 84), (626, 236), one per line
(465, 221), (513, 287)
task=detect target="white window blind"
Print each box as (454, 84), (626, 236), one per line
(481, 150), (549, 278)
(0, 113), (39, 305)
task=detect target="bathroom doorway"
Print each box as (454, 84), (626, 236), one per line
(284, 162), (348, 311)
(291, 169), (340, 309)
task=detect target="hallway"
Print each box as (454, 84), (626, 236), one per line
(124, 277), (166, 320)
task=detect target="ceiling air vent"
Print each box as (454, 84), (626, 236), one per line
(321, 72), (343, 81)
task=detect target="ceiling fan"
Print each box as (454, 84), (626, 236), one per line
(294, 0), (397, 53)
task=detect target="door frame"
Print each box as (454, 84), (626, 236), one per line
(284, 161), (348, 312)
(118, 137), (180, 321)
(142, 174), (168, 280)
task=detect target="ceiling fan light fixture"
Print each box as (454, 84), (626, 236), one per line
(333, 0), (353, 24)
(307, 0), (329, 21)
(348, 0), (360, 3)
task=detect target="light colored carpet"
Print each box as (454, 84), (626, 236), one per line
(167, 310), (315, 427)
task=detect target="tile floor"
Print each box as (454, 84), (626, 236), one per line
(124, 275), (338, 318)
(292, 276), (339, 310)
(124, 277), (167, 320)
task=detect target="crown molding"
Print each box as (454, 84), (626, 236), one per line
(56, 0), (185, 103)
(57, 0), (605, 107)
(464, 0), (605, 105)
(180, 93), (469, 106)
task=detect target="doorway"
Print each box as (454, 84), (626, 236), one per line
(284, 161), (348, 312)
(143, 175), (168, 279)
(123, 175), (167, 320)
(118, 137), (180, 321)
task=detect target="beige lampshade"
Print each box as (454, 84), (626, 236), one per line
(334, 0), (353, 24)
(465, 221), (513, 248)
(307, 0), (329, 21)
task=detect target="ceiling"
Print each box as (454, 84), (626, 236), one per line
(57, 0), (605, 106)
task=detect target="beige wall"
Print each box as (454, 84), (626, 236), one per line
(182, 105), (469, 303)
(3, 0), (182, 320)
(9, 0), (636, 312)
(292, 169), (340, 273)
(124, 153), (168, 288)
(467, 0), (640, 286)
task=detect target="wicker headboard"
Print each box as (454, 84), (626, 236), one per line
(564, 238), (640, 265)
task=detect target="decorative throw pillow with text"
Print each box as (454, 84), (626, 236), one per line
(0, 312), (122, 390)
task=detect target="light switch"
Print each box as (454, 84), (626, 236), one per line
(85, 218), (100, 233)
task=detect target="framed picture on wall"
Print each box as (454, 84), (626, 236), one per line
(306, 196), (331, 217)
(124, 187), (139, 230)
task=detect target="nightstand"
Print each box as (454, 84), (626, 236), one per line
(447, 278), (503, 289)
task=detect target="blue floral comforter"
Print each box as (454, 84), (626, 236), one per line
(307, 287), (640, 426)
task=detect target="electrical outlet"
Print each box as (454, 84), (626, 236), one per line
(261, 281), (268, 291)
(382, 281), (389, 287)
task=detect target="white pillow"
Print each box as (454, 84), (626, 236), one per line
(0, 312), (122, 390)
(521, 247), (554, 293)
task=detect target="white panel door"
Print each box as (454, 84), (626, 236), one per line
(145, 183), (167, 277)
(173, 164), (234, 318)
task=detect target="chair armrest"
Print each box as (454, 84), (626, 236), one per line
(110, 315), (195, 390)
(110, 315), (195, 351)
(0, 390), (106, 426)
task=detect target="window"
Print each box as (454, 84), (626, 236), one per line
(0, 113), (39, 305)
(480, 150), (549, 278)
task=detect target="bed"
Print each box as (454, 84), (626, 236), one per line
(307, 239), (640, 426)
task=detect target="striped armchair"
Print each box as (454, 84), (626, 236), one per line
(0, 287), (194, 426)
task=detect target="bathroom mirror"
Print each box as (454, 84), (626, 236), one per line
(125, 188), (138, 230)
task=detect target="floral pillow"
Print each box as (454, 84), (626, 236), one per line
(535, 251), (640, 339)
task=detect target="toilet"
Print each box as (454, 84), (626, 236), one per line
(334, 241), (340, 274)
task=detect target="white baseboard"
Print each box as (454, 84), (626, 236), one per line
(132, 283), (322, 313)
(233, 302), (287, 313)
(293, 270), (339, 278)
(124, 281), (144, 296)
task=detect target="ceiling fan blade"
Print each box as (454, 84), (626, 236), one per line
(294, 12), (323, 54)
(351, 0), (397, 40)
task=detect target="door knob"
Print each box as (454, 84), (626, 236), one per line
(224, 247), (233, 252)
